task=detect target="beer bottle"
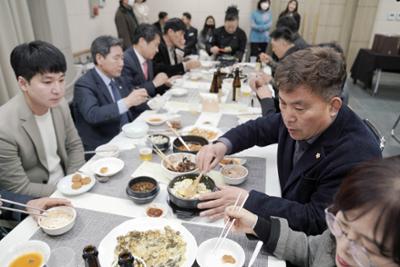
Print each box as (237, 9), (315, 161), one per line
(209, 71), (219, 94)
(232, 68), (241, 101)
(118, 251), (135, 267)
(216, 68), (223, 92)
(82, 245), (101, 267)
(256, 56), (262, 71)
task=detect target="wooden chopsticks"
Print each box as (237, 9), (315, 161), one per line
(166, 121), (191, 151)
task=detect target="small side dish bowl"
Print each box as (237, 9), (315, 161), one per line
(197, 238), (245, 267)
(2, 240), (51, 267)
(95, 144), (120, 158)
(122, 121), (149, 138)
(161, 153), (198, 177)
(221, 164), (249, 185)
(38, 206), (77, 236)
(172, 135), (209, 154)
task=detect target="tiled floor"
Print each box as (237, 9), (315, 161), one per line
(347, 72), (400, 157)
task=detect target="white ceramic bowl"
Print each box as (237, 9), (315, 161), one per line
(1, 240), (51, 267)
(196, 238), (245, 267)
(122, 121), (149, 138)
(95, 144), (120, 158)
(161, 153), (198, 177)
(145, 115), (166, 126)
(91, 157), (125, 177)
(147, 96), (167, 111)
(38, 206), (76, 236)
(221, 164), (249, 185)
(169, 88), (188, 97)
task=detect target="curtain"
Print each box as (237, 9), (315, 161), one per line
(0, 0), (34, 106)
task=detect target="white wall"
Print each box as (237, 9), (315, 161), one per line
(65, 0), (119, 53)
(370, 0), (400, 44)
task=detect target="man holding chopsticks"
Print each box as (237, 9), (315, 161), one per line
(0, 189), (70, 239)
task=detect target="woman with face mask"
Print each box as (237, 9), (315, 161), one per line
(198, 16), (216, 51)
(225, 156), (400, 267)
(250, 0), (272, 57)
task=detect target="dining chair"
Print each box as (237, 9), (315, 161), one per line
(363, 118), (385, 151)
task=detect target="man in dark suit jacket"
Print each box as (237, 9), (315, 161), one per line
(153, 11), (168, 34)
(182, 12), (198, 56)
(122, 24), (169, 96)
(73, 36), (149, 152)
(196, 47), (382, 235)
(153, 18), (201, 77)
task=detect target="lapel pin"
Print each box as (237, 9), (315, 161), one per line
(316, 153), (321, 159)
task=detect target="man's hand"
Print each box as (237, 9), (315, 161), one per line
(210, 46), (220, 55)
(225, 206), (258, 235)
(249, 74), (273, 99)
(197, 186), (249, 220)
(196, 143), (228, 172)
(152, 72), (169, 87)
(124, 88), (149, 108)
(27, 198), (71, 221)
(165, 75), (183, 87)
(185, 59), (201, 70)
(259, 52), (272, 64)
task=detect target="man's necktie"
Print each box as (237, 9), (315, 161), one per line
(109, 80), (129, 127)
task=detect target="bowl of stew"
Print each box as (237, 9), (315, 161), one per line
(172, 135), (208, 154)
(126, 176), (159, 204)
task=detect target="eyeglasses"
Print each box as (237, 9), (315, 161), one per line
(325, 208), (377, 267)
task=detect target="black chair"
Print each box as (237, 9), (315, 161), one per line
(363, 118), (385, 151)
(391, 114), (400, 144)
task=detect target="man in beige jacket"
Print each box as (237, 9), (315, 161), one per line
(0, 41), (85, 197)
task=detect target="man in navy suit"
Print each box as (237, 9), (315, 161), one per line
(73, 36), (149, 152)
(153, 18), (201, 77)
(196, 47), (382, 235)
(122, 23), (169, 96)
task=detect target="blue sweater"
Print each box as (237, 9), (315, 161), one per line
(250, 9), (272, 43)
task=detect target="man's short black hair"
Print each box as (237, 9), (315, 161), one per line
(164, 18), (186, 34)
(10, 41), (66, 82)
(182, 12), (191, 20)
(91, 35), (123, 65)
(276, 16), (298, 33)
(158, 11), (168, 20)
(132, 24), (160, 44)
(270, 27), (295, 43)
(225, 5), (239, 21)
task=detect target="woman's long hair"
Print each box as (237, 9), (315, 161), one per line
(200, 15), (215, 38)
(279, 0), (298, 16)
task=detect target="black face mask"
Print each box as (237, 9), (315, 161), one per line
(206, 25), (215, 29)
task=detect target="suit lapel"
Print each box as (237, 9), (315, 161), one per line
(148, 60), (154, 80)
(282, 144), (325, 194)
(18, 95), (48, 170)
(91, 69), (114, 103)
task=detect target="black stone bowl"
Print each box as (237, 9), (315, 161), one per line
(126, 176), (159, 204)
(172, 135), (209, 154)
(147, 134), (170, 152)
(167, 173), (217, 210)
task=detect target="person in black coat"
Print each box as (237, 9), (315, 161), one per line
(279, 0), (301, 31)
(153, 18), (201, 77)
(207, 6), (247, 61)
(115, 0), (139, 50)
(182, 12), (198, 56)
(73, 36), (149, 152)
(153, 11), (168, 34)
(196, 47), (382, 235)
(122, 24), (169, 96)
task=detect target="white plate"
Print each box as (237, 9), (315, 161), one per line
(145, 115), (167, 126)
(98, 218), (197, 267)
(57, 173), (95, 196)
(197, 238), (245, 267)
(90, 157), (124, 177)
(169, 88), (188, 97)
(181, 125), (223, 142)
(0, 240), (51, 267)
